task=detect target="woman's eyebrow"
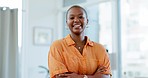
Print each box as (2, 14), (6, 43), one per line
(69, 14), (74, 16)
(78, 13), (83, 15)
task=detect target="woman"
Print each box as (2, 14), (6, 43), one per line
(48, 5), (111, 78)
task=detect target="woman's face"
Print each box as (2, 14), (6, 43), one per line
(66, 7), (88, 35)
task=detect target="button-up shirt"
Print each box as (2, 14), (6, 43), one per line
(48, 34), (111, 78)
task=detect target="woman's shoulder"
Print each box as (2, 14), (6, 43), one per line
(93, 42), (106, 50)
(93, 42), (104, 47)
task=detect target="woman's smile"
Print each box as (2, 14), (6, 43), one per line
(73, 24), (82, 29)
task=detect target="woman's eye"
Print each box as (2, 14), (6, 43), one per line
(79, 16), (83, 19)
(69, 17), (74, 19)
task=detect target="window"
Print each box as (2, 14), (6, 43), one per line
(121, 0), (148, 77)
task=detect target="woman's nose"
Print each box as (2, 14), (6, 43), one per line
(74, 18), (80, 22)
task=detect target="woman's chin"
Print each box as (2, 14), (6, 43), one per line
(71, 29), (84, 35)
(73, 31), (82, 35)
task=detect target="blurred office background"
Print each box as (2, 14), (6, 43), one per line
(0, 0), (148, 78)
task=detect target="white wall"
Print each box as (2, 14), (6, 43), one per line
(22, 0), (63, 78)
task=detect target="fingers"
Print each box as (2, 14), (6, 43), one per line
(56, 74), (65, 78)
(59, 73), (66, 77)
(97, 66), (107, 72)
(56, 73), (70, 78)
(56, 72), (77, 78)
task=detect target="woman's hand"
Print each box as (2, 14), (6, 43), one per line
(56, 72), (83, 78)
(97, 66), (107, 73)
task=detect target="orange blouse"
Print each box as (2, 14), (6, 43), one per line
(48, 34), (111, 78)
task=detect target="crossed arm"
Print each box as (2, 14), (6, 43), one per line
(55, 73), (110, 78)
(55, 67), (111, 78)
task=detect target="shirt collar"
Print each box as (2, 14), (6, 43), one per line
(65, 34), (94, 46)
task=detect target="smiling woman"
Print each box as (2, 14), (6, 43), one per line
(48, 5), (112, 78)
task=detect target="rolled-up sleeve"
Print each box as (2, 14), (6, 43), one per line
(96, 44), (112, 76)
(48, 42), (68, 78)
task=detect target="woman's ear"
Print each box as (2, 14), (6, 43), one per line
(86, 19), (89, 25)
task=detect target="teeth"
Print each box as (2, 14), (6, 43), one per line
(74, 25), (81, 27)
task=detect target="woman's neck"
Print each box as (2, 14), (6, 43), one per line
(70, 33), (85, 44)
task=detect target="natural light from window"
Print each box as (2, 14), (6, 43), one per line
(121, 0), (148, 77)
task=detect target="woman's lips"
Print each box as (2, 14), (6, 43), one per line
(73, 25), (81, 29)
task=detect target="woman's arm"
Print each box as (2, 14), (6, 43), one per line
(56, 72), (110, 78)
(86, 66), (111, 78)
(86, 73), (110, 78)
